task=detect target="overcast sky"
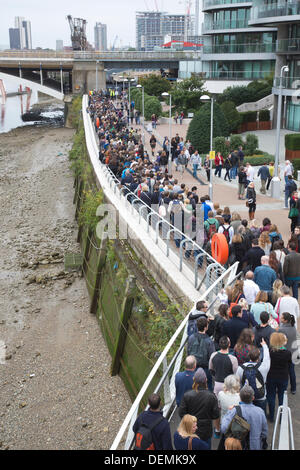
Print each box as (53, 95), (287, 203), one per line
(1, 0), (204, 49)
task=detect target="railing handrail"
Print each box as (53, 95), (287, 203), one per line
(110, 261), (239, 450)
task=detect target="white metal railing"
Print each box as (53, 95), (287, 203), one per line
(236, 94), (274, 113)
(272, 392), (295, 450)
(110, 261), (239, 450)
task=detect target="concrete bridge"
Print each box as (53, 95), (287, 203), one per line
(0, 50), (202, 95)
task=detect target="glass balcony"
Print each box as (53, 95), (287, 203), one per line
(203, 70), (273, 80)
(203, 18), (250, 31)
(276, 38), (300, 53)
(203, 0), (251, 9)
(252, 1), (300, 20)
(273, 76), (300, 89)
(203, 42), (276, 54)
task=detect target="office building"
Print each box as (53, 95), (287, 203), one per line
(201, 0), (277, 82)
(56, 40), (64, 51)
(9, 17), (32, 50)
(136, 11), (195, 51)
(94, 22), (107, 51)
(249, 0), (300, 131)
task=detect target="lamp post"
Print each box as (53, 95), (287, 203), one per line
(96, 60), (99, 91)
(136, 84), (145, 145)
(162, 91), (172, 174)
(272, 65), (289, 200)
(200, 94), (214, 201)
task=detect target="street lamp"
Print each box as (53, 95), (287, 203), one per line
(162, 91), (172, 174)
(272, 65), (289, 200)
(96, 60), (99, 91)
(136, 84), (145, 145)
(200, 94), (214, 201)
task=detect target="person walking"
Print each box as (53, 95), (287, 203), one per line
(257, 163), (270, 195)
(278, 312), (298, 395)
(250, 290), (277, 325)
(214, 152), (224, 178)
(175, 356), (197, 407)
(266, 162), (275, 191)
(283, 241), (300, 300)
(133, 393), (173, 450)
(285, 175), (297, 209)
(218, 375), (240, 421)
(178, 368), (220, 449)
(237, 166), (247, 200)
(221, 306), (248, 350)
(174, 415), (209, 450)
(274, 285), (300, 327)
(254, 256), (277, 293)
(220, 384), (268, 450)
(246, 182), (256, 221)
(190, 150), (202, 179)
(253, 311), (276, 348)
(243, 271), (260, 308)
(289, 191), (300, 233)
(224, 154), (232, 182)
(149, 134), (157, 157)
(233, 328), (255, 366)
(187, 317), (215, 391)
(266, 332), (292, 422)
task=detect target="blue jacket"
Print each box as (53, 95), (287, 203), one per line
(258, 166), (270, 181)
(221, 403), (268, 450)
(254, 265), (277, 292)
(175, 369), (196, 406)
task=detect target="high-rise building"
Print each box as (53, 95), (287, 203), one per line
(249, 0), (300, 131)
(201, 0), (277, 82)
(94, 22), (107, 51)
(9, 17), (32, 50)
(136, 11), (196, 51)
(56, 40), (64, 51)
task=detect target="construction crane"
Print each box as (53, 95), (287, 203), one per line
(67, 15), (88, 51)
(111, 35), (118, 51)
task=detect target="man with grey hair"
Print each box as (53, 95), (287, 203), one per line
(221, 384), (268, 450)
(254, 255), (277, 293)
(175, 356), (197, 406)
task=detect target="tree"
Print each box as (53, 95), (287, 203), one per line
(245, 134), (259, 156)
(144, 96), (162, 121)
(220, 101), (242, 134)
(186, 102), (229, 154)
(229, 135), (245, 152)
(139, 74), (171, 98)
(213, 136), (230, 157)
(217, 85), (254, 107)
(169, 75), (207, 115)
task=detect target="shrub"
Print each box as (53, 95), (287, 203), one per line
(285, 134), (300, 151)
(244, 154), (275, 166)
(259, 109), (271, 121)
(213, 136), (230, 157)
(220, 101), (242, 134)
(292, 158), (300, 178)
(245, 134), (259, 156)
(144, 95), (162, 120)
(229, 134), (244, 151)
(240, 111), (257, 123)
(186, 102), (229, 154)
(217, 85), (254, 107)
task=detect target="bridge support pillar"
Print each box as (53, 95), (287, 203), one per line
(72, 61), (106, 94)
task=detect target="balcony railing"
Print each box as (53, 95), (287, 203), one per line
(274, 76), (300, 89)
(203, 70), (272, 80)
(203, 0), (252, 9)
(203, 19), (250, 31)
(253, 1), (300, 20)
(276, 38), (300, 54)
(203, 42), (276, 54)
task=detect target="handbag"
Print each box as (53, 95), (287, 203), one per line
(288, 207), (299, 219)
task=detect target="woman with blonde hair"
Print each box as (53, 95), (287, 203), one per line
(266, 332), (292, 422)
(174, 415), (209, 450)
(271, 279), (283, 308)
(250, 290), (277, 325)
(258, 231), (272, 256)
(225, 437), (243, 450)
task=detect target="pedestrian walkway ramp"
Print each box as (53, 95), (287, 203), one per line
(110, 262), (240, 450)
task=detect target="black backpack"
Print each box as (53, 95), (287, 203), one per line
(134, 415), (164, 450)
(221, 225), (231, 243)
(187, 333), (209, 367)
(241, 363), (265, 400)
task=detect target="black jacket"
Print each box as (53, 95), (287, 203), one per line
(221, 317), (248, 349)
(253, 324), (276, 348)
(242, 246), (265, 271)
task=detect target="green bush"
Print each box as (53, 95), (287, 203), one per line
(259, 109), (271, 121)
(186, 102), (229, 154)
(220, 101), (242, 134)
(240, 111), (257, 123)
(285, 134), (300, 151)
(139, 73), (171, 98)
(229, 134), (244, 151)
(292, 158), (300, 178)
(144, 96), (162, 120)
(213, 136), (230, 157)
(244, 154), (275, 166)
(245, 134), (259, 156)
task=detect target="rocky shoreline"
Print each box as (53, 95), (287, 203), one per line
(0, 124), (131, 450)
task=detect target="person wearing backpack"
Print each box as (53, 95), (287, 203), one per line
(236, 340), (270, 414)
(133, 393), (173, 450)
(187, 317), (215, 392)
(218, 215), (234, 245)
(187, 300), (215, 338)
(220, 384), (268, 450)
(204, 211), (219, 244)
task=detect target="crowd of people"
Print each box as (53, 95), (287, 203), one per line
(87, 90), (299, 451)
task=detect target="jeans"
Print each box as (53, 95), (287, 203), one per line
(285, 278), (300, 300)
(215, 165), (222, 177)
(266, 377), (288, 420)
(193, 164), (198, 178)
(285, 193), (290, 208)
(230, 166), (237, 179)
